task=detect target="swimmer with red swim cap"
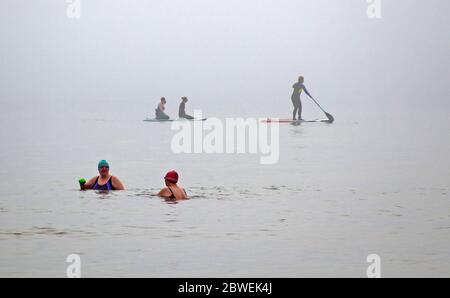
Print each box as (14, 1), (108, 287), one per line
(157, 170), (188, 200)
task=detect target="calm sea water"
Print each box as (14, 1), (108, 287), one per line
(0, 99), (449, 277)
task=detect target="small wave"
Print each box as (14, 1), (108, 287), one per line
(263, 185), (286, 191)
(0, 227), (96, 237)
(75, 185), (327, 202)
(121, 225), (157, 230)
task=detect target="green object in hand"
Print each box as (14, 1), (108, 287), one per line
(79, 178), (86, 185)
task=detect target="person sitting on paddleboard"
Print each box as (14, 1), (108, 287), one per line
(78, 160), (125, 191)
(157, 170), (188, 200)
(291, 76), (313, 120)
(178, 97), (194, 120)
(155, 97), (170, 120)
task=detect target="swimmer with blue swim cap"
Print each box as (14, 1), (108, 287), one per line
(79, 160), (125, 191)
(98, 160), (109, 169)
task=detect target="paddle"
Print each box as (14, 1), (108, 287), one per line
(306, 95), (335, 123)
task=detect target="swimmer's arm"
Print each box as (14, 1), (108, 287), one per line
(111, 176), (125, 190)
(80, 176), (96, 190)
(157, 187), (171, 198)
(181, 187), (188, 198)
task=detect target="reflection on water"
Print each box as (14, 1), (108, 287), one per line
(161, 197), (190, 205)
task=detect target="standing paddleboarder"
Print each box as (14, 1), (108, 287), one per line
(291, 76), (313, 120)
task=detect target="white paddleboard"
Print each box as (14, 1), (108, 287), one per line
(144, 118), (207, 122)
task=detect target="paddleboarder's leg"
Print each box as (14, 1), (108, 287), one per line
(292, 96), (300, 120)
(298, 99), (302, 120)
(157, 111), (170, 120)
(183, 114), (195, 120)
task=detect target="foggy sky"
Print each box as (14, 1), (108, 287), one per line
(0, 0), (449, 118)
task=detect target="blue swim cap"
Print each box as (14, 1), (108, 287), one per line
(98, 160), (109, 169)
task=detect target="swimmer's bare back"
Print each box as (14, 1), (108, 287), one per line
(158, 185), (188, 200)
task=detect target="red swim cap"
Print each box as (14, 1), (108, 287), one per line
(164, 170), (179, 183)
